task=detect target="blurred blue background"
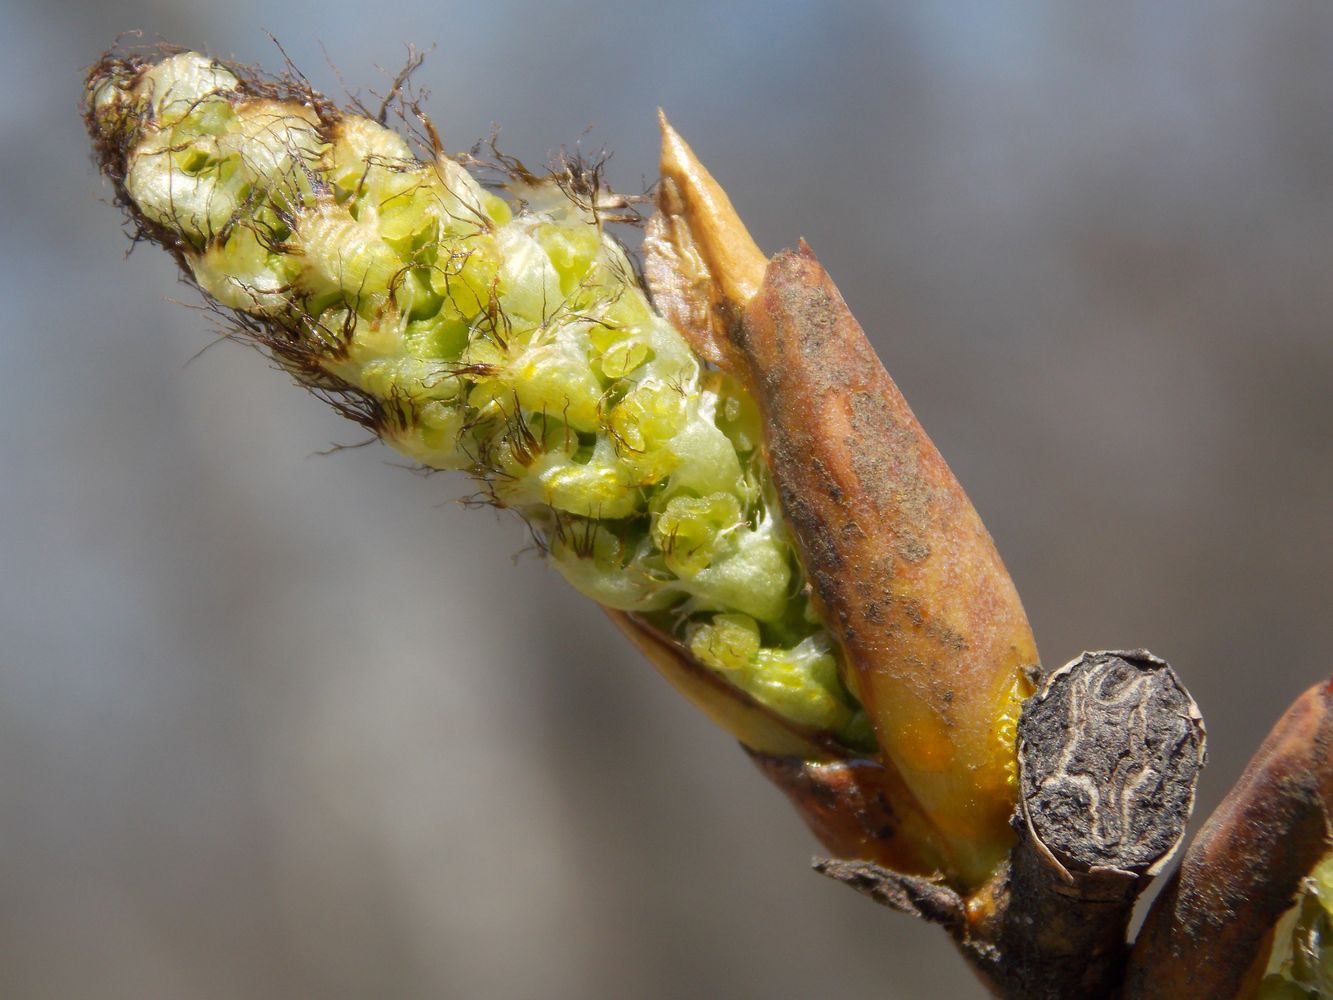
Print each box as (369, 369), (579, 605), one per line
(2, 2), (1331, 997)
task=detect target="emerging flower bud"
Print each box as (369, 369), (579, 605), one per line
(87, 46), (1041, 894)
(84, 49), (872, 756)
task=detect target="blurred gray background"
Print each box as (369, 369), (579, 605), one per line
(2, 2), (1331, 997)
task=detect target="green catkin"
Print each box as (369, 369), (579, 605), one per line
(86, 51), (872, 749)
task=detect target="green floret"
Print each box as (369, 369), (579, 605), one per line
(1257, 853), (1333, 1000)
(85, 50), (872, 750)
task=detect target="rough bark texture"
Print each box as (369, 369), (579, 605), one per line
(992, 651), (1205, 999)
(1125, 679), (1333, 1000)
(812, 857), (965, 931)
(1018, 651), (1204, 874)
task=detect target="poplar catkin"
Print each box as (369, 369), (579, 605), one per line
(84, 50), (873, 751)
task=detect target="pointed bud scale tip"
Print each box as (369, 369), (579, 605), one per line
(643, 118), (1041, 890)
(655, 110), (768, 309)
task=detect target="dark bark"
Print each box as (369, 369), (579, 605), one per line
(991, 651), (1205, 999)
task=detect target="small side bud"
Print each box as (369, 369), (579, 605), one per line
(1128, 677), (1333, 1000)
(643, 112), (766, 377)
